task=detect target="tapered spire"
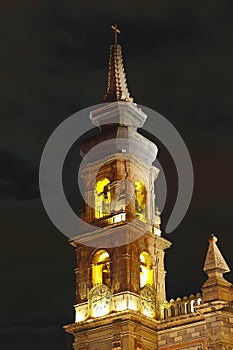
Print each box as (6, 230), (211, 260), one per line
(104, 24), (133, 103)
(203, 234), (230, 274)
(202, 234), (233, 302)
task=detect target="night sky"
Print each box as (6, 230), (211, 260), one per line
(1, 1), (233, 349)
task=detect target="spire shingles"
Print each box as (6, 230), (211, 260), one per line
(104, 26), (133, 103)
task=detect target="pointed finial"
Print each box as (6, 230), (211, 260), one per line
(111, 24), (120, 44)
(204, 234), (229, 273)
(202, 234), (233, 302)
(103, 26), (133, 103)
(209, 233), (218, 243)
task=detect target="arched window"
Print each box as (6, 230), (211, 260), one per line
(171, 305), (175, 317)
(190, 299), (195, 312)
(92, 250), (110, 287)
(178, 304), (182, 316)
(164, 308), (168, 319)
(135, 180), (147, 222)
(140, 252), (153, 288)
(95, 178), (111, 218)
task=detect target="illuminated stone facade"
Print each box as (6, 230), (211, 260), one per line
(64, 41), (233, 349)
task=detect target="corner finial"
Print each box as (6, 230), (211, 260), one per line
(209, 233), (218, 243)
(111, 24), (120, 45)
(204, 234), (229, 274)
(202, 233), (233, 302)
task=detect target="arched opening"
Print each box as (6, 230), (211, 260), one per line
(95, 178), (111, 218)
(184, 302), (189, 313)
(92, 250), (110, 287)
(171, 305), (175, 317)
(140, 252), (153, 288)
(190, 299), (195, 312)
(135, 180), (147, 222)
(177, 304), (182, 316)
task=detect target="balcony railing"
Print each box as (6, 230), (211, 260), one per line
(160, 293), (202, 320)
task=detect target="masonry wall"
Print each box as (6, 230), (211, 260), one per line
(204, 310), (233, 349)
(157, 305), (233, 350)
(158, 319), (207, 350)
(70, 313), (157, 350)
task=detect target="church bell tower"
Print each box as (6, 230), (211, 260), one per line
(64, 25), (171, 350)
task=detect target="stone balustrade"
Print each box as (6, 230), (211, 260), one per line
(160, 293), (202, 320)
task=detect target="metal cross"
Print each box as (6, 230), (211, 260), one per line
(111, 24), (120, 44)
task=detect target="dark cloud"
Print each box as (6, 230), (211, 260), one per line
(0, 149), (39, 200)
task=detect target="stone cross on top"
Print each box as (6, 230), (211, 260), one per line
(111, 24), (120, 44)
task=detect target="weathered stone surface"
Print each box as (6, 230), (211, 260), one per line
(202, 235), (233, 303)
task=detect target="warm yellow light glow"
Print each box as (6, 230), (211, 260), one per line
(99, 251), (109, 260)
(75, 304), (88, 322)
(92, 305), (109, 318)
(135, 180), (146, 221)
(152, 226), (161, 236)
(190, 299), (195, 312)
(95, 178), (111, 218)
(117, 300), (127, 311)
(140, 286), (156, 318)
(128, 299), (138, 311)
(75, 311), (86, 322)
(113, 212), (126, 223)
(92, 250), (110, 287)
(142, 308), (153, 318)
(140, 252), (153, 288)
(90, 285), (111, 318)
(114, 293), (140, 312)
